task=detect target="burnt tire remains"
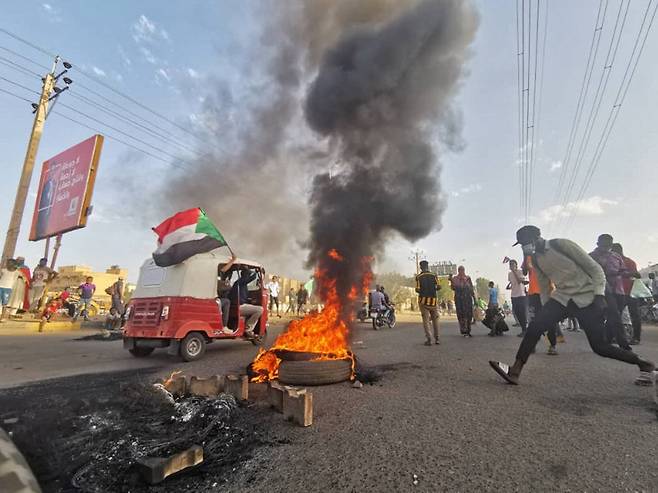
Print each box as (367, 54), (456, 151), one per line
(278, 358), (352, 386)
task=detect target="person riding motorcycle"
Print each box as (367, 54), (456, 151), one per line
(379, 286), (395, 321)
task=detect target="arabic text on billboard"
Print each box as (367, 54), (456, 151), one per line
(29, 134), (104, 241)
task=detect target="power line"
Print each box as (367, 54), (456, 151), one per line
(0, 82), (189, 171)
(0, 55), (41, 78)
(0, 58), (201, 159)
(72, 82), (201, 155)
(516, 0), (524, 214)
(0, 85), (32, 103)
(0, 45), (50, 71)
(0, 27), (55, 58)
(528, 0), (549, 220)
(526, 0), (541, 221)
(0, 27), (221, 153)
(0, 74), (40, 95)
(555, 0), (629, 232)
(552, 0), (608, 209)
(51, 111), (188, 171)
(565, 0), (658, 230)
(57, 100), (191, 165)
(67, 90), (200, 157)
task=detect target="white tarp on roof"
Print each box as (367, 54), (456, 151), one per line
(133, 250), (262, 299)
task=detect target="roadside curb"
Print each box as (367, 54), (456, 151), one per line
(0, 427), (41, 493)
(0, 320), (82, 333)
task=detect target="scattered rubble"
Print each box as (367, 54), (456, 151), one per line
(0, 371), (273, 492)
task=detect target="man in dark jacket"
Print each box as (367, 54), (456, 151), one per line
(415, 260), (441, 346)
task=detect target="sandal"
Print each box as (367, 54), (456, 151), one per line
(489, 360), (519, 385)
(634, 371), (656, 387)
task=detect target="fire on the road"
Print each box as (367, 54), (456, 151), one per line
(250, 249), (371, 382)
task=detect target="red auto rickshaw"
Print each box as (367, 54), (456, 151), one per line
(123, 251), (268, 361)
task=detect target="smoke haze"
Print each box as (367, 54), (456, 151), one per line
(149, 0), (478, 284)
(304, 0), (479, 301)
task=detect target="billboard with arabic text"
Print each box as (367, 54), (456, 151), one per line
(29, 134), (104, 241)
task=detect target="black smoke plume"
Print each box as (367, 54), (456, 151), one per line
(304, 0), (479, 302)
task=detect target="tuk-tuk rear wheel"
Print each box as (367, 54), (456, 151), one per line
(180, 332), (206, 361)
(129, 347), (154, 358)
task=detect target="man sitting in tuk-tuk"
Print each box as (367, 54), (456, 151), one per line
(218, 255), (237, 332)
(230, 267), (263, 341)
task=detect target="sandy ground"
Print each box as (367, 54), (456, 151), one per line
(1, 314), (658, 492)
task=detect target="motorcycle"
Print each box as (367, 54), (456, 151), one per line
(356, 302), (368, 322)
(370, 304), (396, 330)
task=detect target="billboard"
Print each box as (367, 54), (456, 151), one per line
(430, 261), (457, 277)
(29, 135), (104, 241)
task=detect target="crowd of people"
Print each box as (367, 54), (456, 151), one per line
(0, 255), (126, 331)
(0, 256), (54, 322)
(264, 274), (310, 318)
(412, 226), (657, 391)
(489, 226), (656, 388)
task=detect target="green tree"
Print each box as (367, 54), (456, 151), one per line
(437, 276), (452, 303)
(475, 277), (491, 301)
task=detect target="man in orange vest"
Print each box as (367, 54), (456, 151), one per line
(524, 255), (565, 356)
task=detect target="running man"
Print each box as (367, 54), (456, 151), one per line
(490, 226), (655, 387)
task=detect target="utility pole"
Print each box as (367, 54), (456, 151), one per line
(409, 248), (425, 275)
(1, 56), (72, 265)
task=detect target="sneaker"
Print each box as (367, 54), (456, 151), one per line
(435, 339), (441, 345)
(424, 340), (432, 346)
(630, 339), (640, 345)
(517, 332), (525, 338)
(557, 335), (566, 344)
(547, 346), (558, 356)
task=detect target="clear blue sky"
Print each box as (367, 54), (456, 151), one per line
(1, 0), (657, 287)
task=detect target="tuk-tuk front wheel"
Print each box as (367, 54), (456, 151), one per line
(180, 332), (206, 362)
(129, 347), (154, 358)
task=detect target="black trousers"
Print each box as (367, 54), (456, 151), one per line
(618, 295), (642, 341)
(511, 296), (528, 331)
(516, 299), (641, 366)
(527, 294), (561, 346)
(604, 293), (629, 347)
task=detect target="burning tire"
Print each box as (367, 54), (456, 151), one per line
(180, 332), (207, 362)
(129, 347), (154, 358)
(278, 358), (352, 386)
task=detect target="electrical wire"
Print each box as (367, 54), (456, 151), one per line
(564, 0), (658, 230)
(0, 85), (32, 103)
(555, 0), (629, 232)
(0, 81), (190, 171)
(0, 45), (50, 71)
(0, 26), (221, 154)
(51, 111), (188, 171)
(0, 60), (201, 158)
(552, 0), (608, 209)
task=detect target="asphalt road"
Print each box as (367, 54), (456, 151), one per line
(1, 315), (658, 492)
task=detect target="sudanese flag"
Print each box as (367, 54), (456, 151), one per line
(152, 208), (228, 267)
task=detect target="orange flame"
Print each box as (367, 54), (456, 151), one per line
(251, 251), (371, 383)
(328, 248), (344, 261)
(163, 370), (182, 387)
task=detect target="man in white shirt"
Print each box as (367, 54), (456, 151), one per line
(266, 275), (281, 318)
(0, 259), (18, 322)
(507, 259), (528, 337)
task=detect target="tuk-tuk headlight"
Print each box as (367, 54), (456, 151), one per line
(161, 305), (169, 320)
